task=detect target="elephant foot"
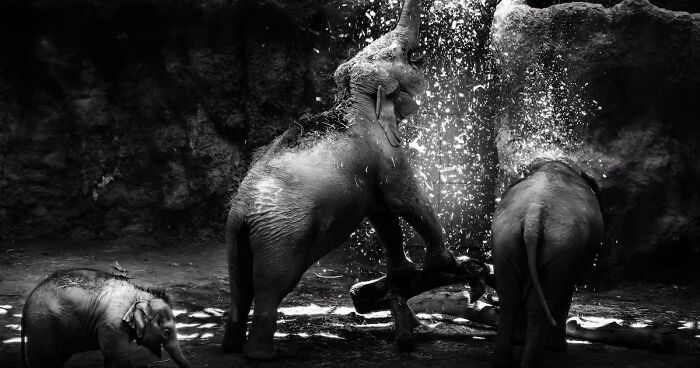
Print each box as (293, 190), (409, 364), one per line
(221, 339), (244, 354)
(396, 333), (416, 352)
(387, 262), (418, 280)
(243, 342), (277, 361)
(546, 338), (567, 352)
(491, 355), (517, 368)
(423, 248), (456, 270)
(221, 324), (246, 353)
(468, 278), (487, 303)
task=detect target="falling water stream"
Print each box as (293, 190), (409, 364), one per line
(326, 0), (604, 268)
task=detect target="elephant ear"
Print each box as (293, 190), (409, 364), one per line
(123, 301), (151, 339)
(375, 85), (401, 147)
(580, 169), (603, 207)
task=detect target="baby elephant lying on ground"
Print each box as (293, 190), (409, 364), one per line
(491, 158), (603, 368)
(21, 268), (192, 368)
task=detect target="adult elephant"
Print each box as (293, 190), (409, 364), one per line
(491, 158), (603, 368)
(221, 0), (456, 360)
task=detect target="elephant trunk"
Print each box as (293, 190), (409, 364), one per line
(164, 338), (192, 368)
(395, 0), (421, 48)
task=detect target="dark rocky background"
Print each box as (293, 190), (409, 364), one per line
(0, 0), (373, 242)
(1, 0), (698, 286)
(492, 0), (700, 283)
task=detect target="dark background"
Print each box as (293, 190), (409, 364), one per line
(1, 0), (699, 287)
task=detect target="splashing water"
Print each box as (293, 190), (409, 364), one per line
(329, 0), (600, 269)
(336, 0), (500, 261)
(496, 54), (601, 193)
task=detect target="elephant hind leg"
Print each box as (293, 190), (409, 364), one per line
(547, 286), (575, 352)
(521, 290), (554, 368)
(25, 328), (67, 368)
(222, 220), (254, 353)
(243, 250), (307, 360)
(492, 262), (522, 368)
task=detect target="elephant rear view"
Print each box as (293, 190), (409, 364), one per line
(491, 159), (603, 368)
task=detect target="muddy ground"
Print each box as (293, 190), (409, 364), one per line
(1, 238), (699, 367)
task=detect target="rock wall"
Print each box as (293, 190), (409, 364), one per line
(0, 0), (375, 241)
(491, 0), (700, 281)
(0, 0), (500, 255)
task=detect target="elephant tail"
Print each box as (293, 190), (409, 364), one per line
(226, 205), (253, 290)
(224, 204), (254, 327)
(523, 206), (557, 328)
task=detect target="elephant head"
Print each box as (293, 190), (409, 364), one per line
(334, 0), (426, 147)
(123, 299), (192, 368)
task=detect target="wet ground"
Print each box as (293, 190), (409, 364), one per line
(1, 238), (699, 367)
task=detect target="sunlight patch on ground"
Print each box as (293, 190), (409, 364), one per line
(416, 313), (449, 320)
(316, 332), (344, 339)
(172, 309), (187, 317)
(3, 337), (21, 344)
(678, 321), (698, 330)
(176, 323), (200, 329)
(279, 304), (333, 316)
(13, 314), (22, 318)
(567, 339), (592, 345)
(198, 323), (217, 329)
(188, 311), (211, 319)
(574, 316), (623, 328)
(6, 324), (21, 331)
(204, 308), (224, 317)
(178, 333), (199, 340)
(358, 311), (391, 319)
(273, 332), (347, 340)
(351, 322), (393, 328)
(630, 322), (650, 328)
(332, 306), (356, 315)
(473, 336), (486, 340)
(200, 333), (214, 339)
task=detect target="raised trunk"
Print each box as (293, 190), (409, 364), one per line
(395, 0), (421, 47)
(164, 339), (192, 368)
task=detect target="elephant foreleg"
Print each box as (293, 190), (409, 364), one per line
(99, 330), (135, 368)
(369, 211), (421, 350)
(387, 286), (420, 351)
(368, 212), (416, 277)
(381, 180), (454, 269)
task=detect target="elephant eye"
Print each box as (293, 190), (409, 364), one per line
(163, 327), (172, 335)
(407, 47), (426, 67)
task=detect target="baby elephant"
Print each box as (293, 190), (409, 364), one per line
(21, 269), (192, 368)
(491, 159), (603, 368)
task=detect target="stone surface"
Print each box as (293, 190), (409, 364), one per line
(0, 0), (499, 254)
(0, 0), (373, 242)
(491, 0), (700, 281)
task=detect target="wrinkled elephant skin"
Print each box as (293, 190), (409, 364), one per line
(491, 159), (603, 368)
(21, 269), (192, 368)
(221, 0), (457, 360)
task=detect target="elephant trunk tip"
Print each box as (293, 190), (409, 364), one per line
(396, 0), (421, 39)
(165, 340), (193, 368)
